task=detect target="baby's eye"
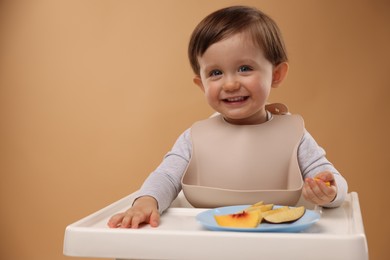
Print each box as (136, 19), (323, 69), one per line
(209, 70), (222, 77)
(238, 65), (252, 72)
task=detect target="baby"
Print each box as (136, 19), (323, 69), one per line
(108, 5), (348, 228)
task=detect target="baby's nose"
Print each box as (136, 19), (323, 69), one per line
(222, 79), (240, 92)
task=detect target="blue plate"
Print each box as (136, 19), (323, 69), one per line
(196, 205), (320, 232)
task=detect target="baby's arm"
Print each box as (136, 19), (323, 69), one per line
(107, 196), (159, 228)
(107, 129), (192, 228)
(298, 130), (348, 207)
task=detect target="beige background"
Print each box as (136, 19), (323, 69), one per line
(0, 0), (389, 259)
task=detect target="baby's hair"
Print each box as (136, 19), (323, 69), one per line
(188, 6), (288, 75)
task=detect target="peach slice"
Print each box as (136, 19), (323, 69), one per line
(314, 177), (331, 187)
(263, 206), (305, 224)
(246, 203), (274, 213)
(250, 201), (264, 207)
(214, 210), (261, 228)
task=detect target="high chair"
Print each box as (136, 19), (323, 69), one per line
(63, 191), (368, 260)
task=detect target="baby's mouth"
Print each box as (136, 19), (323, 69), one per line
(222, 96), (249, 103)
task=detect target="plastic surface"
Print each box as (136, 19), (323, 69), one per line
(63, 192), (368, 260)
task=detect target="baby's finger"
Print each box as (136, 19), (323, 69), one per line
(107, 213), (125, 228)
(317, 181), (337, 200)
(309, 179), (330, 202)
(130, 212), (148, 229)
(149, 210), (160, 227)
(303, 180), (322, 204)
(120, 213), (134, 228)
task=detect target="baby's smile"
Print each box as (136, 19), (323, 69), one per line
(222, 96), (249, 103)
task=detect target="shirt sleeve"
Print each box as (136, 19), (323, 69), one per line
(298, 130), (348, 207)
(135, 128), (192, 213)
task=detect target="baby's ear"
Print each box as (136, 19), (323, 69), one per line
(271, 62), (289, 88)
(193, 75), (205, 92)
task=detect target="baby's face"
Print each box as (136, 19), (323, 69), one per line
(194, 32), (276, 125)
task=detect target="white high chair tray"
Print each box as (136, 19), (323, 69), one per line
(63, 192), (368, 260)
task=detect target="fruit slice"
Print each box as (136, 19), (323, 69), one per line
(246, 204), (274, 213)
(264, 206), (305, 224)
(261, 206), (289, 217)
(214, 210), (261, 228)
(314, 177), (331, 187)
(250, 201), (264, 207)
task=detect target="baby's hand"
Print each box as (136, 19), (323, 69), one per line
(107, 196), (160, 228)
(302, 171), (337, 206)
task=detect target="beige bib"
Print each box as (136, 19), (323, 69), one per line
(182, 110), (304, 208)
